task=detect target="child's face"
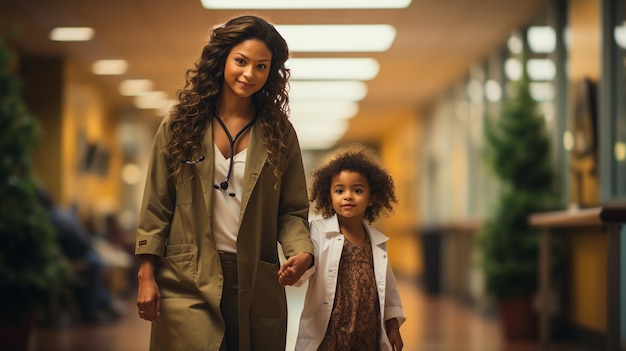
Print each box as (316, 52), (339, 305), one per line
(330, 170), (372, 221)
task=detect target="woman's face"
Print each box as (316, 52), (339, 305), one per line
(222, 39), (272, 99)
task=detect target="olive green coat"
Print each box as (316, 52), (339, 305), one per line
(135, 116), (313, 351)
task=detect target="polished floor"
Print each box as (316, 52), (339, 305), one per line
(30, 277), (588, 351)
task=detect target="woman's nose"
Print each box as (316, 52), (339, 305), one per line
(243, 65), (253, 78)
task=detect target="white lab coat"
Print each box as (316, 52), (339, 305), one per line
(294, 215), (406, 351)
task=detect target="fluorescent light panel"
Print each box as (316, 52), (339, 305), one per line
(92, 59), (128, 75)
(292, 119), (349, 150)
(200, 0), (411, 9)
(290, 101), (359, 120)
(120, 79), (154, 96)
(289, 81), (367, 101)
(276, 25), (395, 52)
(134, 91), (168, 109)
(288, 58), (379, 80)
(50, 27), (94, 41)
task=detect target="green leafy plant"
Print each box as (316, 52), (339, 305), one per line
(478, 74), (555, 299)
(0, 34), (70, 323)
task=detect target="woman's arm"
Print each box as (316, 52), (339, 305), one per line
(136, 254), (161, 322)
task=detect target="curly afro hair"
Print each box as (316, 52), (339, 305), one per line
(309, 145), (397, 223)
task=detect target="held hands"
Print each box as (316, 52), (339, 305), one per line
(278, 252), (313, 286)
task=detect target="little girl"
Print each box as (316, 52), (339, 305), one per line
(284, 145), (405, 350)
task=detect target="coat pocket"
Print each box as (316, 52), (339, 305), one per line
(249, 261), (287, 348)
(156, 244), (198, 288)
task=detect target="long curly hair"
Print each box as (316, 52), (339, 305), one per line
(309, 145), (398, 223)
(167, 15), (291, 182)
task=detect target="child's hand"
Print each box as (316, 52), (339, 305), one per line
(386, 318), (403, 350)
(387, 328), (403, 350)
(278, 252), (313, 286)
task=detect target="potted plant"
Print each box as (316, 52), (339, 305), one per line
(0, 34), (70, 350)
(477, 71), (556, 340)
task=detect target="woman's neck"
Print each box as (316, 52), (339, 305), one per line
(216, 93), (254, 121)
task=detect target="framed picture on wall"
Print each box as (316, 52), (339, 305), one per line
(571, 77), (597, 161)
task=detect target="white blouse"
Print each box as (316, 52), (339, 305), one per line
(212, 144), (247, 253)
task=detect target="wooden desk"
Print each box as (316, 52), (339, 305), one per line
(529, 206), (626, 351)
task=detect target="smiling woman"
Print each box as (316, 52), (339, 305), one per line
(199, 0), (413, 9)
(134, 15), (314, 351)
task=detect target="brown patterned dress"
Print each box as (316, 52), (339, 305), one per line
(318, 236), (380, 351)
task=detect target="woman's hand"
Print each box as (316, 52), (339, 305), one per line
(136, 255), (161, 322)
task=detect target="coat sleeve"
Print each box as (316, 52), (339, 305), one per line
(135, 118), (175, 257)
(384, 260), (406, 326)
(276, 122), (314, 258)
(293, 221), (320, 287)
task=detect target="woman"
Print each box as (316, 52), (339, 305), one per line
(135, 15), (314, 351)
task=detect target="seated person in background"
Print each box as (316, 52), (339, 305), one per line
(36, 188), (122, 325)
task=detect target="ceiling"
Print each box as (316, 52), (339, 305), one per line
(0, 0), (548, 144)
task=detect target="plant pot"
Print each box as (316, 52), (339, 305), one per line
(0, 312), (35, 351)
(497, 295), (537, 341)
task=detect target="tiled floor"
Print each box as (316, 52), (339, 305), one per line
(30, 278), (585, 351)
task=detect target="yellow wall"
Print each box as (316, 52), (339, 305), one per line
(27, 57), (123, 230)
(62, 80), (122, 224)
(378, 108), (422, 278)
(568, 0), (600, 207)
(564, 0), (606, 333)
(566, 228), (607, 332)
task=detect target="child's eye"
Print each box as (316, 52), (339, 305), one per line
(354, 188), (363, 194)
(334, 189), (344, 195)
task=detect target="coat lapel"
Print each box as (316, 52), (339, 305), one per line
(240, 123), (267, 221)
(197, 120), (215, 224)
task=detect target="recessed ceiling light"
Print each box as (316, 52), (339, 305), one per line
(200, 0), (411, 9)
(614, 23), (626, 49)
(289, 81), (368, 101)
(526, 59), (556, 81)
(49, 27), (94, 41)
(287, 58), (379, 80)
(276, 25), (396, 52)
(119, 79), (154, 96)
(92, 60), (128, 75)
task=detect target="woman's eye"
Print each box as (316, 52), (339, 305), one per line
(258, 63), (268, 69)
(235, 58), (246, 65)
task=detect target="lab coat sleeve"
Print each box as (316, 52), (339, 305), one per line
(383, 260), (406, 326)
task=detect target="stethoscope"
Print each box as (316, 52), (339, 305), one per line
(182, 110), (257, 197)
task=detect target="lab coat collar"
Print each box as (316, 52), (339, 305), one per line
(320, 214), (389, 246)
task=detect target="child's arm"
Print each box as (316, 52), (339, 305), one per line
(385, 318), (403, 350)
(384, 259), (406, 350)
